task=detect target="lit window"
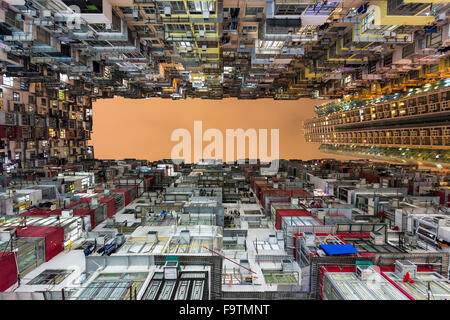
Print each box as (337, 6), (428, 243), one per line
(2, 75), (13, 87)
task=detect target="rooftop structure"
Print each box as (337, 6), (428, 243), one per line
(0, 158), (448, 300)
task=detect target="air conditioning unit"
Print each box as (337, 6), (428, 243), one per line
(356, 265), (377, 281)
(282, 259), (293, 272)
(395, 260), (417, 279)
(199, 30), (205, 37)
(62, 209), (74, 218)
(268, 234), (277, 244)
(180, 229), (190, 244)
(370, 231), (385, 245)
(0, 228), (16, 242)
(239, 259), (250, 275)
(404, 232), (418, 246)
(105, 217), (115, 227)
(164, 6), (171, 16)
(163, 261), (179, 280)
(303, 232), (315, 246)
(146, 231), (158, 243)
(132, 8), (139, 19)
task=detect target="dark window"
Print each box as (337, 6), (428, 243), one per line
(20, 81), (29, 91)
(246, 7), (263, 16)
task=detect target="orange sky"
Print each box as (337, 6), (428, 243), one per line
(90, 97), (357, 162)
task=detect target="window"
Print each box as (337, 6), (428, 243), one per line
(13, 92), (20, 101)
(157, 1), (186, 15)
(418, 96), (427, 105)
(167, 24), (190, 32)
(259, 40), (283, 49)
(142, 7), (155, 14)
(120, 7), (133, 14)
(275, 4), (305, 15)
(402, 44), (414, 58)
(28, 270), (73, 285)
(188, 1), (215, 14)
(194, 24), (217, 32)
(242, 26), (257, 33)
(2, 75), (13, 87)
(426, 29), (441, 48)
(246, 7), (263, 16)
(20, 81), (29, 90)
(361, 11), (374, 33)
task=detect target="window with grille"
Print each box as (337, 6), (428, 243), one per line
(194, 24), (217, 32)
(384, 53), (392, 66)
(246, 7), (263, 16)
(242, 26), (257, 33)
(2, 75), (13, 87)
(408, 98), (416, 107)
(36, 27), (51, 46)
(402, 44), (414, 58)
(418, 96), (427, 105)
(20, 81), (29, 91)
(426, 30), (442, 48)
(188, 1), (215, 14)
(275, 4), (305, 15)
(167, 24), (191, 32)
(428, 64), (439, 73)
(158, 1), (186, 14)
(29, 270), (73, 285)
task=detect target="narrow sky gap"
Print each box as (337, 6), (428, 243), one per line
(91, 97), (356, 161)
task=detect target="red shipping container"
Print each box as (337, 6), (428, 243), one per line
(73, 209), (96, 228)
(275, 209), (320, 230)
(144, 177), (154, 191)
(261, 189), (290, 206)
(116, 184), (139, 199)
(16, 226), (64, 262)
(78, 197), (92, 204)
(16, 126), (23, 139)
(0, 252), (17, 291)
(113, 189), (131, 206)
(100, 197), (116, 217)
(250, 177), (266, 191)
(0, 126), (7, 138)
(254, 182), (272, 201)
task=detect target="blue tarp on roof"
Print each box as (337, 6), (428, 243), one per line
(319, 244), (359, 256)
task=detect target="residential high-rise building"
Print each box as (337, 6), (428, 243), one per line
(304, 79), (450, 168)
(0, 0), (449, 167)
